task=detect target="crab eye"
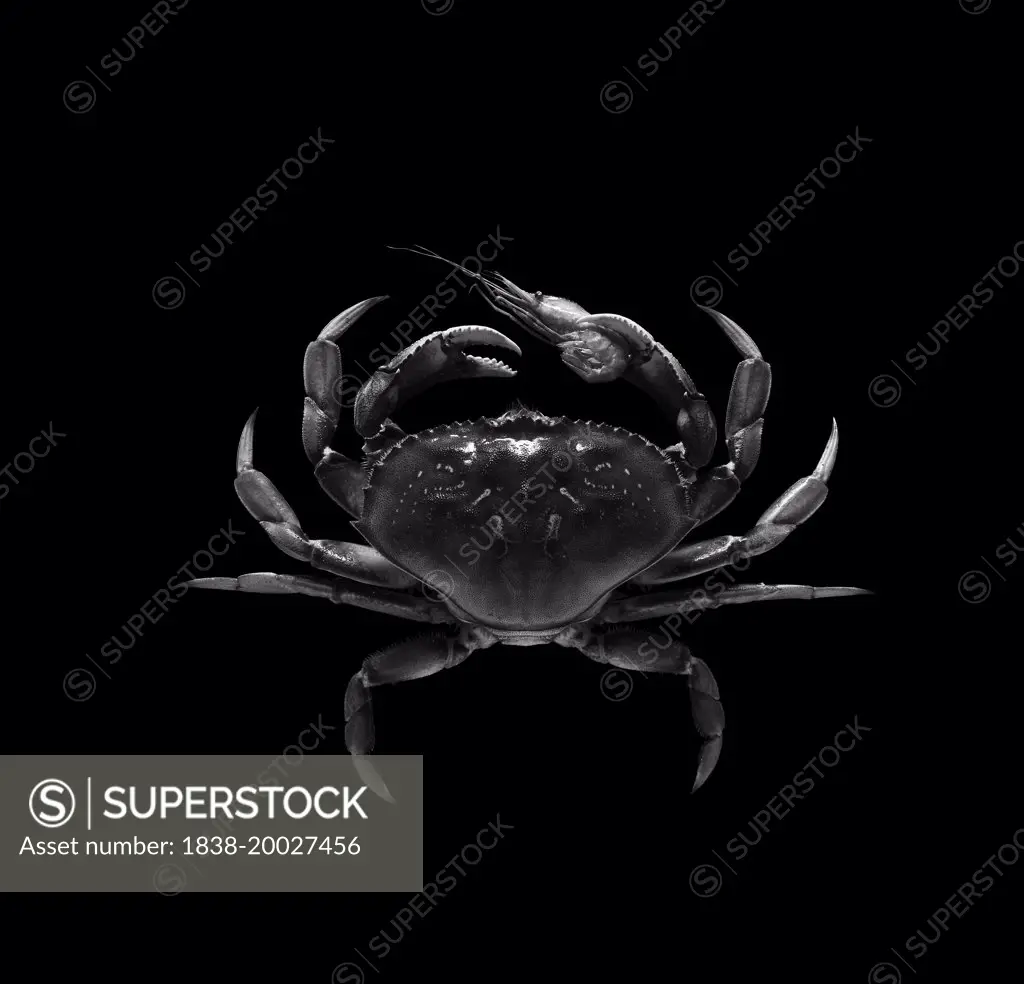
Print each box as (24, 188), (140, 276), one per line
(534, 291), (543, 300)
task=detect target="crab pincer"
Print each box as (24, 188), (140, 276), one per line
(460, 263), (719, 458)
(399, 252), (715, 443)
(353, 325), (521, 437)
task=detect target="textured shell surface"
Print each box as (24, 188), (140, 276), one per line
(353, 409), (690, 630)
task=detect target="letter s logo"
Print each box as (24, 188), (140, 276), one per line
(29, 779), (76, 828)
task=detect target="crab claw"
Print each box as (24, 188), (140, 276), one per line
(476, 271), (688, 396)
(562, 312), (655, 382)
(353, 325), (521, 437)
(389, 248), (654, 384)
(389, 250), (701, 420)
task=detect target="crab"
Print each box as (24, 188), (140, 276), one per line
(190, 259), (869, 792)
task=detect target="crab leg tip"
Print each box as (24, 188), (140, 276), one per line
(186, 577), (234, 590)
(352, 755), (397, 804)
(813, 418), (840, 481)
(691, 735), (723, 793)
(700, 306), (763, 360)
(318, 296), (390, 342)
(236, 409), (259, 474)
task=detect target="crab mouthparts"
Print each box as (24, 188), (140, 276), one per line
(494, 629), (561, 646)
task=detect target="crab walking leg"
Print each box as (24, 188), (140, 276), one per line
(577, 308), (770, 484)
(234, 410), (418, 589)
(303, 296), (389, 517)
(573, 628), (724, 792)
(187, 573), (455, 622)
(672, 307), (773, 524)
(634, 418), (839, 587)
(344, 626), (498, 754)
(598, 583), (872, 623)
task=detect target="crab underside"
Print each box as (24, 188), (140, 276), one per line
(190, 265), (869, 792)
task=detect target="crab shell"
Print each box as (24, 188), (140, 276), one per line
(352, 409), (690, 632)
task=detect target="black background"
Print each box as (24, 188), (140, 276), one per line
(5, 0), (1022, 980)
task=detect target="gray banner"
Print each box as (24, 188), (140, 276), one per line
(1, 755), (422, 892)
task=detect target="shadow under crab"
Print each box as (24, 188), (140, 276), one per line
(189, 271), (870, 792)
